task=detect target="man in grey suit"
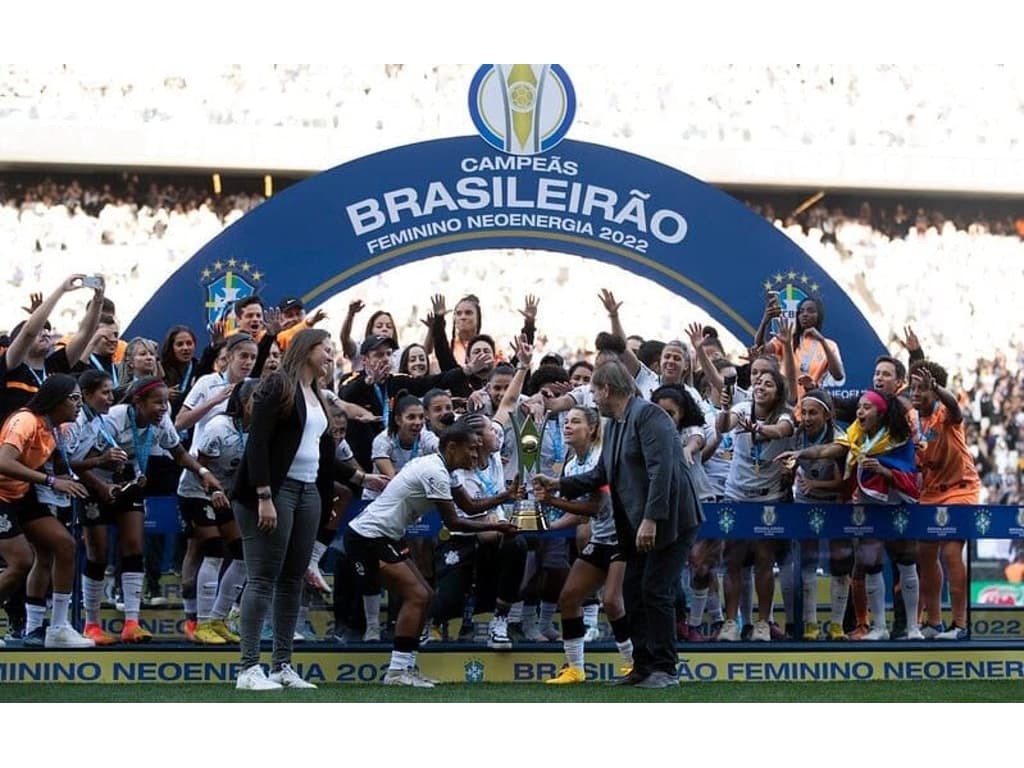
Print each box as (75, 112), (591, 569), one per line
(535, 360), (704, 688)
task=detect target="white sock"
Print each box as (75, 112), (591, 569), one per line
(212, 560), (247, 620)
(197, 556), (222, 622)
(780, 559), (795, 624)
(83, 575), (104, 625)
(865, 571), (886, 630)
(26, 603), (46, 634)
(389, 650), (414, 671)
(309, 540), (327, 568)
(122, 572), (144, 622)
(896, 562), (920, 630)
(688, 587), (709, 628)
(508, 601), (524, 624)
(830, 575), (851, 627)
(539, 601), (558, 631)
(802, 565), (818, 626)
(740, 567), (754, 626)
(52, 593), (71, 629)
(363, 594), (381, 630)
(616, 638), (634, 666)
(583, 603), (599, 630)
(522, 604), (539, 634)
(564, 637), (584, 669)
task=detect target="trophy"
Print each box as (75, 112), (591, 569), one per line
(509, 410), (548, 531)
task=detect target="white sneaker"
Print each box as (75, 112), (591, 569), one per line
(0, 637), (5, 648)
(717, 619), (741, 642)
(363, 625), (382, 642)
(293, 631), (305, 642)
(539, 624), (561, 641)
(903, 626), (925, 640)
(304, 565), (332, 595)
(383, 667), (434, 688)
(45, 625), (96, 649)
(487, 616), (512, 650)
(583, 625), (602, 643)
(236, 665), (283, 691)
(864, 626), (890, 641)
(269, 663), (318, 689)
(751, 620), (771, 642)
(227, 606), (242, 635)
(410, 665), (441, 685)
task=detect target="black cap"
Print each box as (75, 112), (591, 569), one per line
(360, 335), (398, 355)
(278, 297), (304, 313)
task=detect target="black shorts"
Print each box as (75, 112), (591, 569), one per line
(344, 528), (407, 594)
(179, 496), (232, 535)
(17, 498), (72, 529)
(0, 497), (28, 539)
(576, 541), (623, 573)
(433, 536), (478, 579)
(80, 485), (145, 527)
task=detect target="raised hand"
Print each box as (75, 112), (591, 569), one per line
(430, 293), (449, 318)
(764, 291), (782, 319)
(347, 299), (365, 317)
(911, 366), (936, 392)
(62, 274), (87, 293)
(419, 312), (435, 331)
(210, 319), (226, 344)
(738, 344), (765, 364)
(263, 308), (285, 336)
(598, 288), (622, 317)
(308, 308), (328, 326)
(900, 324), (921, 352)
(685, 321), (704, 348)
(466, 389), (489, 412)
(21, 292), (43, 315)
(519, 294), (539, 323)
(776, 318), (796, 346)
(513, 334), (533, 368)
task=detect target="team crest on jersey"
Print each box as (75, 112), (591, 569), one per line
(851, 506), (866, 527)
(891, 507), (910, 536)
(201, 259), (262, 332)
(353, 561), (365, 577)
(761, 506), (777, 527)
(468, 64), (576, 156)
(444, 550), (461, 567)
(975, 508), (992, 536)
(935, 507), (950, 528)
(464, 659), (486, 683)
(0, 514), (10, 534)
(717, 507), (736, 534)
(806, 507), (826, 535)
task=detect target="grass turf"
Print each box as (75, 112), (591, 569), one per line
(1, 680), (1020, 703)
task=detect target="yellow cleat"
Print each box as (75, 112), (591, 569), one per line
(192, 622), (228, 645)
(802, 622), (821, 641)
(208, 619), (240, 643)
(619, 665), (634, 677)
(545, 666), (586, 685)
(827, 624), (848, 641)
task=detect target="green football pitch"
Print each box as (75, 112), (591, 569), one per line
(1, 680), (1020, 703)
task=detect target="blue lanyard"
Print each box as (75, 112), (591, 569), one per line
(232, 417), (248, 449)
(84, 405), (118, 449)
(397, 435), (420, 463)
(799, 339), (822, 375)
(27, 362), (47, 387)
(47, 419), (77, 480)
(373, 383), (389, 426)
(128, 406), (154, 477)
(859, 427), (887, 458)
(474, 464), (500, 498)
(91, 354), (117, 387)
(549, 416), (564, 462)
(915, 412), (935, 443)
(181, 361), (194, 393)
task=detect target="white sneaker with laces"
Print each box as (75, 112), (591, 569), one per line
(236, 665), (283, 691)
(363, 625), (382, 642)
(583, 625), (602, 643)
(383, 667), (434, 688)
(410, 665), (441, 685)
(903, 626), (925, 640)
(487, 616), (512, 649)
(717, 619), (741, 642)
(751, 620), (771, 642)
(864, 626), (890, 641)
(540, 624), (561, 641)
(44, 625), (96, 649)
(269, 663), (318, 689)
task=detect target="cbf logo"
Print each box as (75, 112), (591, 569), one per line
(464, 659), (486, 683)
(851, 506), (866, 527)
(717, 507), (736, 534)
(201, 259), (262, 332)
(975, 508), (992, 536)
(468, 64), (576, 155)
(935, 506), (950, 528)
(763, 270), (817, 341)
(892, 507), (910, 536)
(761, 506), (777, 527)
(1017, 507), (1024, 528)
(807, 507), (826, 535)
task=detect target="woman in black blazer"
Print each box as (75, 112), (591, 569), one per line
(232, 328), (335, 691)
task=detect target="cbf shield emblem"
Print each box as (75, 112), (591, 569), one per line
(201, 261), (261, 331)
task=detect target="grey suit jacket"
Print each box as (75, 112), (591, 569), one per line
(559, 396), (704, 555)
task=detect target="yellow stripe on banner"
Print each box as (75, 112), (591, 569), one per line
(1, 649), (1023, 684)
(303, 231), (756, 336)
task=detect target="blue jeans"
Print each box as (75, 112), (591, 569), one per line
(234, 478), (320, 670)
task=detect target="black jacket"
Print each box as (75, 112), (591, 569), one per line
(232, 372), (334, 520)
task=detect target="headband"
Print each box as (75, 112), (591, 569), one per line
(130, 379), (166, 400)
(802, 395), (832, 415)
(862, 390), (889, 414)
(226, 333), (256, 351)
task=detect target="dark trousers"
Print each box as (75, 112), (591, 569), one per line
(623, 528), (696, 677)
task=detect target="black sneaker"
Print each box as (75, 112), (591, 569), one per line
(143, 586), (167, 607)
(3, 624), (25, 642)
(507, 622), (526, 642)
(23, 626), (46, 647)
(740, 623), (753, 641)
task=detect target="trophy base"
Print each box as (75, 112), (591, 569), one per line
(510, 512), (548, 532)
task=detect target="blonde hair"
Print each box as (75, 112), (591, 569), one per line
(121, 337), (163, 382)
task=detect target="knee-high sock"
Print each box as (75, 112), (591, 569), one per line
(830, 574), (851, 627)
(363, 594), (381, 631)
(896, 563), (920, 630)
(779, 558), (795, 624)
(212, 560), (247, 620)
(688, 587), (709, 628)
(197, 556), (223, 622)
(82, 575), (104, 625)
(121, 572), (144, 622)
(582, 602), (599, 630)
(802, 564), (818, 626)
(865, 571), (886, 630)
(739, 567), (754, 626)
(707, 577), (724, 622)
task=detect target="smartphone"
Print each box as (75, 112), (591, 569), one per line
(723, 372), (737, 397)
(81, 275), (104, 290)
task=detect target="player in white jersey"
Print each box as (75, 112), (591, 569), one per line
(538, 406), (635, 684)
(345, 419), (518, 687)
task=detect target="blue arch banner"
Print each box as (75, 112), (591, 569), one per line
(126, 136), (884, 384)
